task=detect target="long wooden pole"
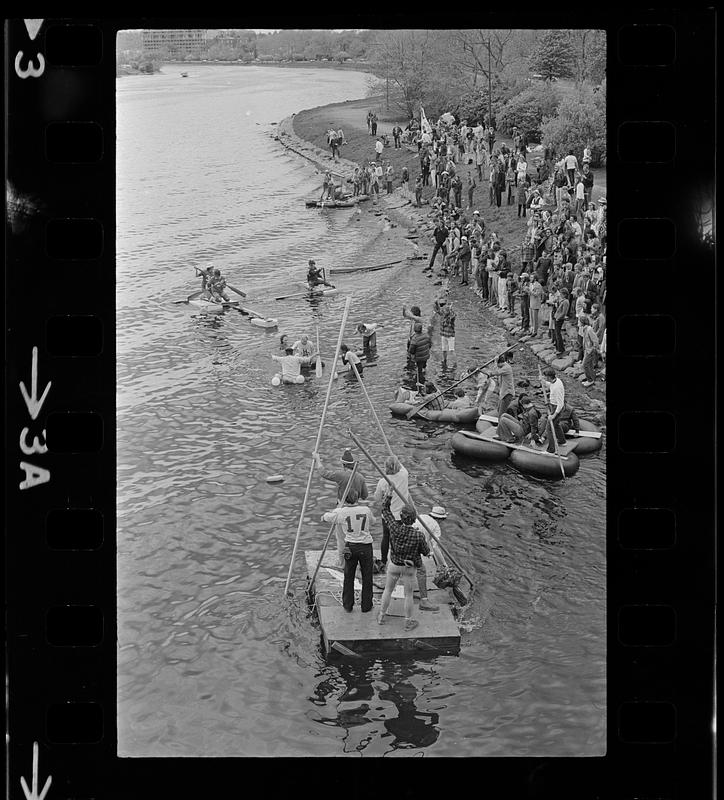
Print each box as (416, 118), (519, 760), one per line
(349, 361), (394, 457)
(406, 342), (518, 418)
(307, 463), (359, 602)
(284, 296), (352, 595)
(539, 366), (567, 480)
(348, 428), (474, 596)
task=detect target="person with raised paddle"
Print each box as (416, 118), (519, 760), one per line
(209, 269), (231, 303)
(307, 259), (334, 291)
(321, 488), (375, 613)
(377, 489), (430, 632)
(371, 455), (410, 573)
(197, 265), (215, 300)
(314, 449), (368, 504)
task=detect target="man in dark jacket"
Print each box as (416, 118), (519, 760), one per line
(428, 219), (450, 269)
(408, 322), (432, 385)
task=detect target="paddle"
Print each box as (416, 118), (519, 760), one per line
(478, 414), (601, 438)
(315, 325), (323, 377)
(459, 430), (572, 459)
(173, 290), (203, 305)
(405, 342), (518, 419)
(227, 284), (247, 298)
(539, 366), (567, 480)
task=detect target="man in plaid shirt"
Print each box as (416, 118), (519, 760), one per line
(377, 491), (430, 632)
(435, 297), (457, 369)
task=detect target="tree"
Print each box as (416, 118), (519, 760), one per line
(498, 83), (561, 141)
(530, 30), (575, 81)
(569, 29), (606, 85)
(540, 93), (606, 166)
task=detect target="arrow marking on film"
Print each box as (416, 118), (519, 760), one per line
(20, 742), (52, 800)
(19, 347), (51, 420)
(23, 20), (44, 41)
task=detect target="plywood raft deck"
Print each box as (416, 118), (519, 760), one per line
(305, 549), (461, 656)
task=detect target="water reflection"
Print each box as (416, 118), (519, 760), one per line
(310, 658), (441, 754)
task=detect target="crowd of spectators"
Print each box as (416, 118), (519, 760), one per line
(390, 113), (607, 388)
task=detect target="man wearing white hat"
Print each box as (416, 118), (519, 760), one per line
(410, 504), (447, 611)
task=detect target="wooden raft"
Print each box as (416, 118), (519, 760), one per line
(305, 549), (461, 656)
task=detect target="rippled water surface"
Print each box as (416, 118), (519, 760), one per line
(117, 65), (605, 757)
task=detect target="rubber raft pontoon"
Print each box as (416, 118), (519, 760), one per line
(451, 416), (603, 480)
(389, 402), (480, 425)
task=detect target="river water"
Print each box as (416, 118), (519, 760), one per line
(117, 64), (605, 757)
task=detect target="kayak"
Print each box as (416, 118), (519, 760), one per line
(389, 402), (480, 425)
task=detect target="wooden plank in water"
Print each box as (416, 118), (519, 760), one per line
(305, 549), (461, 656)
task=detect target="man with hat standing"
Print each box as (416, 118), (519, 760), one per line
(412, 504), (448, 611)
(313, 449), (368, 504)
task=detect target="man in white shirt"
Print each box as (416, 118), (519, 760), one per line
(375, 137), (384, 162)
(322, 489), (375, 613)
(536, 366), (567, 453)
(292, 334), (314, 358)
(411, 505), (448, 611)
(271, 348), (317, 384)
(564, 151), (579, 186)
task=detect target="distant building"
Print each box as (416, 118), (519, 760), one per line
(141, 29), (209, 57)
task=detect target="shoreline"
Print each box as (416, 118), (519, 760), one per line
(275, 102), (606, 428)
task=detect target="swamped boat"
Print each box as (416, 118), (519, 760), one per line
(389, 401), (480, 425)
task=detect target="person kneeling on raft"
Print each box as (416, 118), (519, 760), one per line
(535, 401), (581, 450)
(271, 347), (319, 385)
(446, 387), (473, 410)
(494, 394), (540, 444)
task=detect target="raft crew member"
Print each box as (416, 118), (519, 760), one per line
(271, 347), (318, 384)
(334, 344), (364, 379)
(371, 455), (409, 572)
(292, 334), (314, 359)
(420, 381), (445, 411)
(209, 269), (230, 302)
(198, 265), (215, 299)
(394, 385), (421, 404)
(356, 323), (378, 351)
(412, 505), (448, 611)
(321, 489), (375, 612)
(447, 387), (473, 409)
(314, 449), (368, 507)
(408, 322), (432, 386)
(536, 367), (566, 453)
(307, 260), (333, 290)
(495, 352), (516, 418)
(377, 490), (430, 632)
(494, 394), (540, 444)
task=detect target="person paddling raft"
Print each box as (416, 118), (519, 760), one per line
(307, 259), (335, 291)
(209, 269), (231, 302)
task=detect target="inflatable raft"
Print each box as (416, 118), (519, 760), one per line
(389, 402), (480, 425)
(186, 296), (240, 312)
(451, 416), (603, 480)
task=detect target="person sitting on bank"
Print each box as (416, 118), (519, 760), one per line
(494, 394), (540, 444)
(377, 490), (430, 632)
(321, 488), (375, 612)
(314, 448), (368, 504)
(447, 387), (473, 409)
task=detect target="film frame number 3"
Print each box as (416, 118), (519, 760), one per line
(15, 19), (45, 80)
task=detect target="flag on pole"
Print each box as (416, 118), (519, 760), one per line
(420, 105), (432, 136)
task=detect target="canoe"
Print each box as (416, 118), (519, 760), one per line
(452, 426), (580, 479)
(305, 198), (359, 209)
(475, 415), (603, 455)
(389, 402), (480, 425)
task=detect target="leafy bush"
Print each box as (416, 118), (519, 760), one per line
(540, 94), (606, 166)
(498, 83), (560, 142)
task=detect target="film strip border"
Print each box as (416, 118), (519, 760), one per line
(5, 14), (715, 798)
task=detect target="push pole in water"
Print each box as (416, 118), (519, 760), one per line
(283, 296), (352, 596)
(349, 361), (394, 458)
(348, 428), (474, 597)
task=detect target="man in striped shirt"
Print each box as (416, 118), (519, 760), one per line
(435, 297), (457, 369)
